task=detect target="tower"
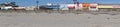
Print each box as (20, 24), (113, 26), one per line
(36, 0), (39, 10)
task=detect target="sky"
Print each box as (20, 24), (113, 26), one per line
(0, 0), (120, 6)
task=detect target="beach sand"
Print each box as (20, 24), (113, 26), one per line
(0, 13), (119, 27)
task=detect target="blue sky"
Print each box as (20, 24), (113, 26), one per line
(0, 0), (120, 6)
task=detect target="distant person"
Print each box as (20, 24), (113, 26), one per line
(0, 8), (1, 10)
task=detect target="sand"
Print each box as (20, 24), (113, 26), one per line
(0, 13), (119, 27)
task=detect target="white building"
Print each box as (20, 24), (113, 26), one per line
(1, 6), (13, 10)
(25, 6), (35, 10)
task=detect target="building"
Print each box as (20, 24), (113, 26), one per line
(0, 6), (13, 10)
(0, 2), (18, 10)
(39, 4), (59, 10)
(13, 7), (25, 10)
(59, 3), (98, 11)
(59, 3), (120, 12)
(25, 6), (35, 10)
(98, 4), (120, 12)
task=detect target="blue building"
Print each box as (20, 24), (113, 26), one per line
(39, 4), (59, 10)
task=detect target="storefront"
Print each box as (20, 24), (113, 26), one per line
(67, 4), (75, 10)
(89, 4), (98, 11)
(82, 3), (90, 11)
(97, 5), (113, 12)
